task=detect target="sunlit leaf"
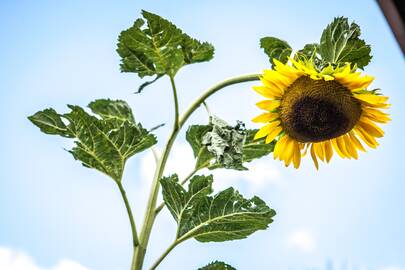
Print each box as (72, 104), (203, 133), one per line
(117, 10), (214, 91)
(319, 17), (371, 69)
(161, 174), (276, 243)
(29, 99), (157, 182)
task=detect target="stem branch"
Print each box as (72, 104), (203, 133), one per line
(169, 76), (180, 130)
(148, 240), (180, 270)
(117, 182), (139, 248)
(132, 73), (260, 270)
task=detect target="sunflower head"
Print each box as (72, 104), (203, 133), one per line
(252, 17), (390, 169)
(279, 75), (362, 143)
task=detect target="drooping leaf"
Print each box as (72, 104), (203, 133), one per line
(117, 10), (214, 91)
(319, 17), (371, 69)
(202, 116), (247, 170)
(29, 99), (157, 182)
(199, 261), (237, 270)
(161, 174), (276, 243)
(186, 118), (275, 170)
(260, 37), (292, 66)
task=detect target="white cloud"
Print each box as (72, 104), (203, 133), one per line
(0, 247), (90, 270)
(140, 143), (195, 184)
(211, 159), (283, 192)
(139, 142), (283, 195)
(287, 230), (316, 253)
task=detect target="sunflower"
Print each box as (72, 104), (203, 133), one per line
(252, 58), (390, 169)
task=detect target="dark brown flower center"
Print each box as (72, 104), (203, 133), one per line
(280, 76), (362, 143)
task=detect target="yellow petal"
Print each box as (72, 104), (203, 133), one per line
(358, 118), (384, 138)
(354, 93), (389, 105)
(336, 136), (351, 158)
(263, 70), (291, 89)
(331, 138), (347, 158)
(273, 135), (288, 159)
(310, 144), (319, 170)
(354, 127), (378, 148)
(323, 141), (333, 162)
(313, 142), (325, 162)
(292, 141), (301, 169)
(254, 121), (281, 140)
(265, 127), (283, 144)
(256, 100), (281, 111)
(362, 112), (391, 124)
(253, 85), (279, 99)
(259, 78), (284, 97)
(343, 134), (358, 159)
(282, 137), (296, 167)
(252, 112), (279, 123)
(363, 107), (390, 119)
(348, 131), (366, 152)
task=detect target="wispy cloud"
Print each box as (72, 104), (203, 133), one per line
(0, 247), (90, 270)
(380, 267), (403, 270)
(140, 142), (283, 194)
(287, 230), (316, 253)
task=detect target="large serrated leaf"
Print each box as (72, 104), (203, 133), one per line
(161, 174), (276, 243)
(260, 37), (292, 66)
(319, 17), (371, 69)
(199, 261), (236, 270)
(117, 10), (214, 91)
(29, 99), (157, 182)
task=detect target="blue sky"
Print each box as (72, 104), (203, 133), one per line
(0, 0), (404, 270)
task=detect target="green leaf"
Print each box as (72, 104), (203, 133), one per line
(294, 43), (322, 69)
(28, 108), (73, 138)
(319, 17), (371, 69)
(88, 99), (135, 123)
(186, 118), (276, 170)
(199, 261), (237, 270)
(186, 125), (213, 169)
(117, 10), (214, 90)
(29, 99), (157, 182)
(260, 37), (292, 66)
(161, 174), (276, 243)
(182, 35), (215, 64)
(242, 129), (276, 163)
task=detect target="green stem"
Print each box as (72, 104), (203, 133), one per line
(116, 182), (140, 270)
(178, 73), (260, 127)
(169, 76), (180, 130)
(148, 240), (180, 270)
(117, 182), (139, 247)
(132, 73), (260, 270)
